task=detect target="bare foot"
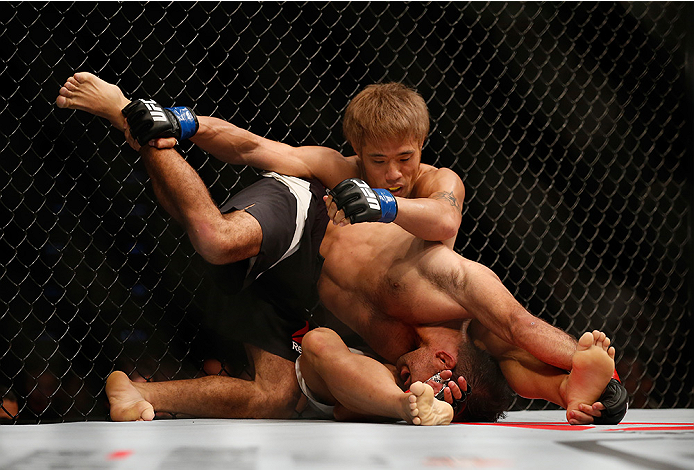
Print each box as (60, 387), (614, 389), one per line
(562, 331), (615, 424)
(56, 72), (131, 131)
(105, 371), (155, 421)
(407, 381), (453, 426)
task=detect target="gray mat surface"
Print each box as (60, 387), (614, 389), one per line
(1, 409), (692, 469)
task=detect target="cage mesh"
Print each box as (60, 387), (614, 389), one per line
(1, 2), (691, 423)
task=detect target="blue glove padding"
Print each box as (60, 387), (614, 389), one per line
(329, 178), (398, 223)
(166, 106), (199, 140)
(122, 99), (199, 145)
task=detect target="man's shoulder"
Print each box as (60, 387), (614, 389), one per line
(412, 165), (463, 196)
(418, 164), (459, 179)
(300, 148), (361, 186)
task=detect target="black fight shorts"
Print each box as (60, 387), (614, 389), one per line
(204, 173), (329, 362)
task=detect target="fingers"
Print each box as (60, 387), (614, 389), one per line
(443, 387), (453, 403)
(438, 370), (453, 381)
(447, 376), (467, 400)
(151, 137), (177, 149)
(569, 400), (609, 425)
(124, 125), (141, 152)
(441, 376), (467, 404)
(457, 376), (468, 393)
(567, 408), (595, 425)
(123, 124), (178, 152)
(323, 195), (350, 226)
(577, 402), (605, 417)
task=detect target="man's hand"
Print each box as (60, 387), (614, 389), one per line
(122, 99), (199, 146)
(576, 377), (629, 425)
(425, 370), (470, 417)
(327, 178), (398, 224)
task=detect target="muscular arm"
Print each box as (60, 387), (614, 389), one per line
(394, 168), (464, 247)
(164, 116), (464, 244)
(442, 254), (577, 371)
(191, 116), (355, 189)
(469, 320), (572, 406)
(328, 166), (465, 246)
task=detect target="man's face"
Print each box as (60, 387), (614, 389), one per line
(395, 347), (448, 392)
(358, 137), (422, 198)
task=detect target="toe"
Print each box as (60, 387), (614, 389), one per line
(409, 381), (425, 396)
(578, 332), (593, 349)
(141, 406), (155, 421)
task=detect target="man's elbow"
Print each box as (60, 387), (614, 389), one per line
(436, 213), (461, 241)
(441, 221), (460, 241)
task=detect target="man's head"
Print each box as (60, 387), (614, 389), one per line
(395, 344), (456, 392)
(450, 340), (514, 422)
(396, 339), (513, 423)
(343, 83), (430, 198)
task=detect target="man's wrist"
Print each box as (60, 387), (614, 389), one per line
(373, 188), (397, 223)
(166, 106), (199, 140)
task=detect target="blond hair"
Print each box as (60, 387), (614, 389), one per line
(343, 83), (430, 152)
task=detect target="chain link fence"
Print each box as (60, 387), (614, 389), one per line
(1, 2), (691, 423)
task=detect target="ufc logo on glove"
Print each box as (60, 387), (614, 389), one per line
(140, 99), (167, 122)
(354, 179), (381, 210)
(330, 178), (398, 224)
(122, 99), (200, 145)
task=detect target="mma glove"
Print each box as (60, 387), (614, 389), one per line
(329, 178), (398, 224)
(122, 99), (199, 146)
(425, 372), (471, 418)
(592, 377), (629, 425)
(434, 382), (471, 417)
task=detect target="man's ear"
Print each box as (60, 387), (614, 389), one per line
(436, 350), (456, 369)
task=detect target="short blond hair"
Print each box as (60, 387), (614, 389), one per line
(343, 83), (430, 152)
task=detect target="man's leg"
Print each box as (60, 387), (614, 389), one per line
(299, 328), (453, 425)
(477, 328), (616, 424)
(56, 72), (130, 131)
(106, 345), (301, 421)
(56, 72), (261, 265)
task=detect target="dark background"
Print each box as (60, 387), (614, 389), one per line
(1, 2), (691, 422)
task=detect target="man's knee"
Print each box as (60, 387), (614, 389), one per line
(301, 328), (343, 364)
(194, 211), (262, 265)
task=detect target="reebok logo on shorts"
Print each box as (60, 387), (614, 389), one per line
(292, 322), (310, 354)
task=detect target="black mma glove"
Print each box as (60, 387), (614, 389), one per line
(435, 382), (471, 417)
(329, 178), (398, 224)
(122, 99), (199, 146)
(592, 377), (629, 425)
